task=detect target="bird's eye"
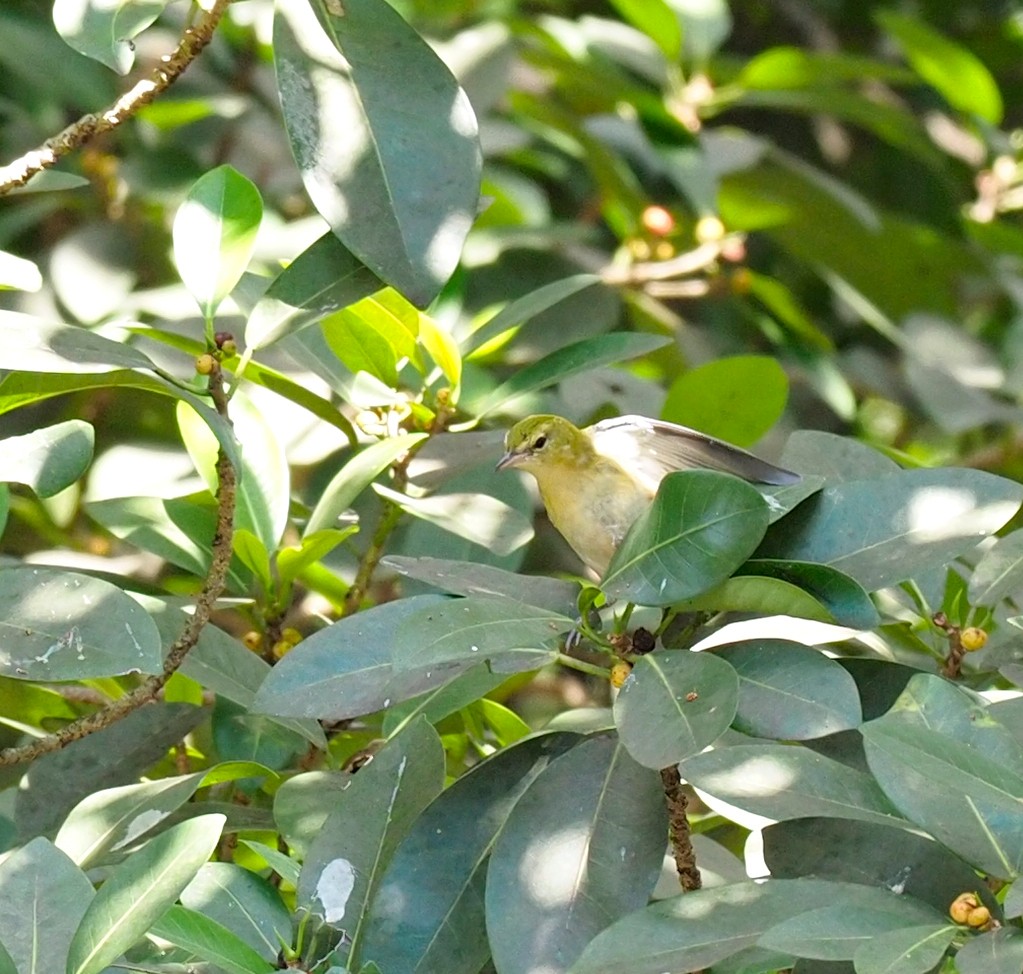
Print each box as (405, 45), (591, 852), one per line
(533, 435), (547, 450)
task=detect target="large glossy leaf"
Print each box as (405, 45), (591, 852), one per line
(305, 433), (428, 536)
(969, 528), (1023, 606)
(661, 356), (788, 448)
(383, 555), (581, 616)
(715, 640), (862, 740)
(360, 733), (579, 974)
(876, 10), (1002, 124)
(252, 595), (486, 720)
(173, 166), (263, 319)
(955, 928), (1023, 974)
(66, 814), (225, 974)
(148, 905), (274, 974)
(756, 468), (1023, 592)
(475, 332), (669, 418)
(298, 719), (445, 967)
(246, 231), (382, 349)
(602, 470), (769, 607)
(487, 735), (666, 974)
(0, 566), (162, 681)
(0, 420), (93, 497)
(614, 650), (738, 768)
(680, 743), (901, 826)
(672, 574), (836, 624)
(52, 0), (167, 74)
(569, 879), (929, 974)
(780, 430), (900, 484)
(861, 676), (1023, 879)
(0, 837), (94, 974)
(273, 0), (480, 305)
(389, 595), (570, 673)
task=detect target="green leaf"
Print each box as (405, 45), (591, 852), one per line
(177, 387), (290, 550)
(670, 0), (731, 64)
(299, 719), (445, 967)
(715, 640), (862, 740)
(614, 651), (738, 768)
(680, 743), (901, 827)
(0, 310), (155, 373)
(739, 46), (916, 90)
(756, 468), (1023, 592)
(173, 165), (263, 319)
(273, 0), (480, 306)
(487, 736), (666, 974)
(305, 433), (427, 536)
(661, 356), (788, 448)
(51, 0), (167, 74)
(763, 818), (997, 916)
(463, 274), (603, 355)
(252, 595), (480, 720)
(955, 928), (1023, 974)
(233, 528), (273, 593)
(780, 430), (900, 484)
(246, 231), (382, 349)
(608, 0), (681, 60)
(382, 555), (581, 616)
(375, 483), (533, 557)
(0, 249), (42, 291)
(852, 923), (957, 974)
(602, 470), (770, 607)
(361, 733), (579, 974)
(876, 10), (1002, 124)
(277, 527), (357, 585)
(237, 840), (302, 887)
(148, 905), (275, 974)
(476, 332), (670, 418)
(757, 897), (943, 961)
(861, 677), (1023, 879)
(418, 314), (462, 389)
(671, 574), (836, 624)
(390, 595), (570, 674)
(0, 419), (93, 497)
(66, 813), (225, 974)
(382, 662), (505, 735)
(969, 528), (1023, 606)
(0, 566), (162, 681)
(180, 862), (290, 960)
(740, 560), (880, 629)
(0, 837), (94, 974)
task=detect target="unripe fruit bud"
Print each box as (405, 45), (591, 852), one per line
(281, 627), (303, 646)
(966, 905), (991, 928)
(272, 639), (293, 659)
(242, 631), (262, 652)
(220, 338), (238, 357)
(654, 241), (675, 260)
(641, 205), (676, 237)
(195, 353), (215, 375)
(949, 892), (981, 925)
(610, 661), (632, 688)
(961, 627), (988, 652)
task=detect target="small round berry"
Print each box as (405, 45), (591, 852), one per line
(641, 205), (676, 237)
(242, 631), (262, 652)
(195, 353), (215, 375)
(220, 338), (238, 357)
(949, 892), (981, 925)
(960, 627), (988, 652)
(610, 661), (633, 688)
(966, 905), (992, 928)
(654, 240), (675, 260)
(272, 639), (293, 659)
(695, 214), (725, 243)
(281, 627), (303, 646)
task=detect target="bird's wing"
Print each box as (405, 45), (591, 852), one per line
(586, 415), (801, 492)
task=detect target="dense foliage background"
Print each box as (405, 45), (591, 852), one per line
(3, 0), (1023, 972)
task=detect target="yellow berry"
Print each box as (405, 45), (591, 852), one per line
(281, 627), (303, 646)
(610, 661), (633, 688)
(695, 214), (725, 243)
(961, 627), (988, 652)
(195, 353), (215, 375)
(949, 892), (981, 925)
(242, 631), (262, 652)
(966, 905), (991, 928)
(272, 639), (293, 659)
(653, 240), (675, 260)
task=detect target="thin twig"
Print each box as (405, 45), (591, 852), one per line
(660, 765), (702, 891)
(0, 363), (236, 767)
(0, 0), (233, 195)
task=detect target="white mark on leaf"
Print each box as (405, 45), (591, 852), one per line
(315, 858), (357, 923)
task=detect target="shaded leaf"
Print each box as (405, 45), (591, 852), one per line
(614, 650), (738, 768)
(955, 927), (1023, 974)
(0, 420), (93, 497)
(852, 923), (956, 974)
(969, 529), (1023, 606)
(148, 905), (274, 974)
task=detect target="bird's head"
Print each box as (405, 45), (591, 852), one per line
(496, 415), (592, 473)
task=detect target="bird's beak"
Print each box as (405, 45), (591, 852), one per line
(496, 450), (521, 471)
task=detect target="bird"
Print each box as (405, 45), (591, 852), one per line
(497, 414), (800, 574)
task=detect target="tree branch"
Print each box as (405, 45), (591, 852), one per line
(660, 765), (702, 892)
(0, 0), (233, 196)
(0, 362), (236, 767)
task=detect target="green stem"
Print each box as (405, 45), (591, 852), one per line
(557, 653), (610, 679)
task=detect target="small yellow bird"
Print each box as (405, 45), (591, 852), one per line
(497, 414), (799, 574)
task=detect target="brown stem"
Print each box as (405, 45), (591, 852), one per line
(0, 363), (236, 767)
(0, 0), (233, 195)
(660, 765), (702, 891)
